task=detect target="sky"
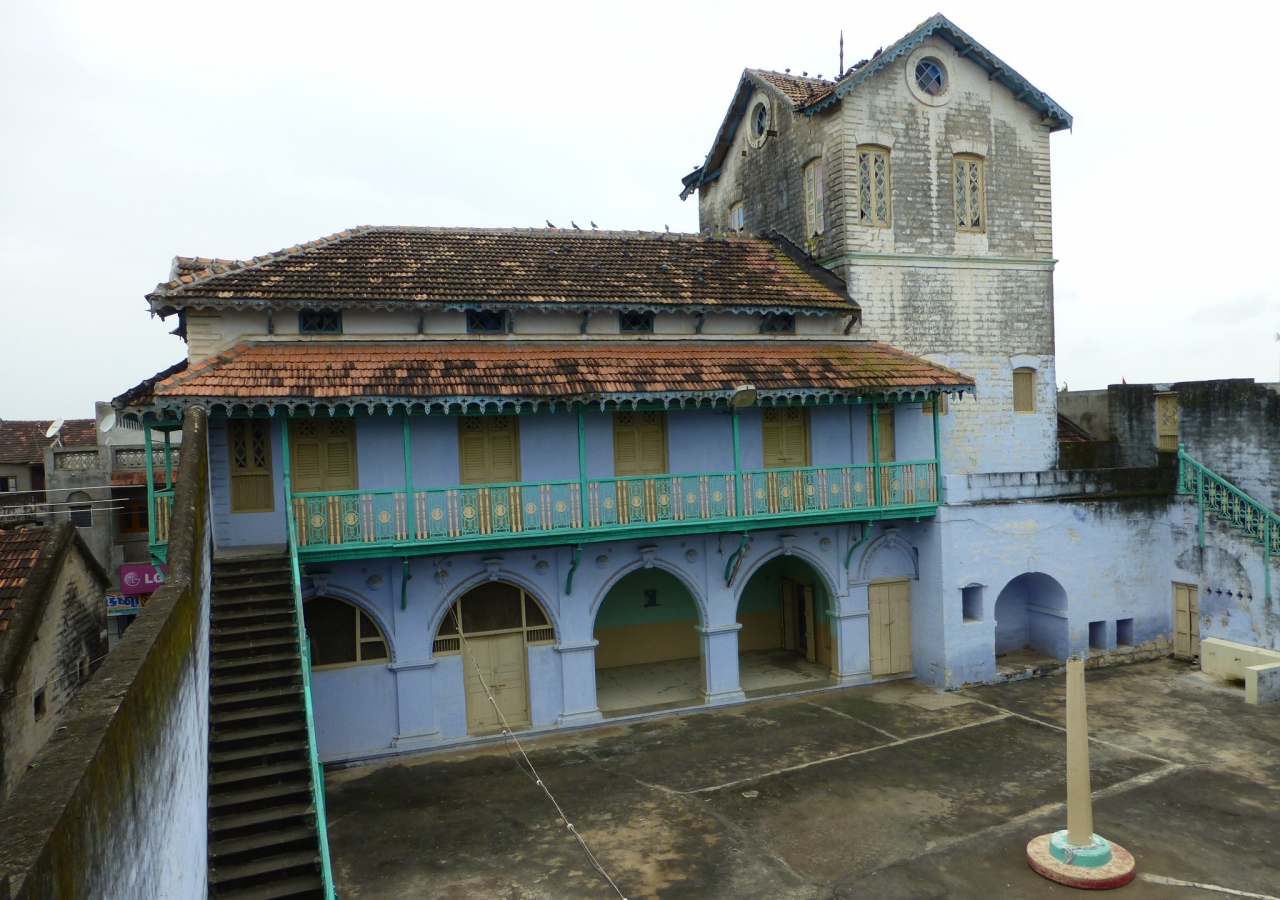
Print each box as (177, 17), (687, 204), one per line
(1, 0), (1277, 420)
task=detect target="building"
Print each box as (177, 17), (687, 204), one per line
(0, 419), (97, 529)
(109, 15), (1279, 770)
(0, 522), (108, 803)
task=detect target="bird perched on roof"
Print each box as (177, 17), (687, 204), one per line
(590, 221), (598, 229)
(571, 221), (581, 231)
(546, 220), (555, 228)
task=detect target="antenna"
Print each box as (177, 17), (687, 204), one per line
(99, 412), (117, 433)
(839, 30), (844, 75)
(44, 418), (64, 439)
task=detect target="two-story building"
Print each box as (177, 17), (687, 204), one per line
(111, 15), (1264, 762)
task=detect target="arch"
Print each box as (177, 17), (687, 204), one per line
(736, 553), (837, 689)
(430, 568), (562, 646)
(301, 580), (396, 662)
(66, 490), (92, 528)
(302, 594), (391, 669)
(994, 572), (1068, 660)
(735, 544), (839, 608)
(588, 558), (707, 628)
(855, 531), (919, 583)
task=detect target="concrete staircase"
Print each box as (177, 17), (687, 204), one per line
(208, 555), (325, 900)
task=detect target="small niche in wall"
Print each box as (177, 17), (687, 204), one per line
(1116, 618), (1134, 647)
(962, 584), (983, 623)
(1089, 620), (1108, 651)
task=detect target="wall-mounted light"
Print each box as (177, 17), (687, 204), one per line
(730, 385), (757, 407)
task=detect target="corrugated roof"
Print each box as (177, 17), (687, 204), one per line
(146, 226), (856, 314)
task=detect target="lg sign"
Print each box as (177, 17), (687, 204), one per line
(119, 563), (166, 593)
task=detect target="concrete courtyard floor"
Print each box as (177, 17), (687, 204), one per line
(324, 659), (1280, 899)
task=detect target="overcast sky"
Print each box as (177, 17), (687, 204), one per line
(2, 1), (1276, 420)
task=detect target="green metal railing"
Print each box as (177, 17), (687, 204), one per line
(282, 431), (338, 898)
(289, 460), (939, 557)
(1178, 446), (1277, 600)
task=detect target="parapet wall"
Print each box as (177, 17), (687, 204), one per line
(0, 410), (210, 899)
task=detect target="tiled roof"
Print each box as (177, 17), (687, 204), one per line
(1057, 413), (1094, 443)
(749, 70), (835, 106)
(0, 419), (96, 466)
(0, 527), (51, 633)
(145, 227), (855, 314)
(142, 340), (973, 412)
(112, 359), (189, 412)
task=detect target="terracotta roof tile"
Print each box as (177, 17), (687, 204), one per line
(148, 340), (972, 409)
(0, 419), (96, 466)
(0, 527), (51, 633)
(1057, 413), (1094, 443)
(147, 227), (854, 313)
(749, 69), (836, 106)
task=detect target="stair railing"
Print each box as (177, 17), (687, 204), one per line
(282, 427), (338, 899)
(1178, 445), (1276, 601)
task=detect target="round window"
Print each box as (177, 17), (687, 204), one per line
(914, 59), (945, 96)
(752, 102), (768, 137)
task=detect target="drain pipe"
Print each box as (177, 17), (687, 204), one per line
(401, 557), (411, 610)
(565, 544), (583, 595)
(845, 522), (872, 569)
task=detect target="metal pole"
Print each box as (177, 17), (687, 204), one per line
(732, 406), (742, 518)
(1065, 657), (1094, 847)
(162, 429), (173, 488)
(144, 426), (155, 547)
(282, 420), (294, 540)
(403, 413), (414, 540)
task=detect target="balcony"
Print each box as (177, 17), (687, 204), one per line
(288, 460), (939, 560)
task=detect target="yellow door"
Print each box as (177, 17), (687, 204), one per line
(290, 419), (357, 492)
(463, 632), (530, 734)
(1174, 583), (1199, 658)
(613, 411), (667, 476)
(459, 416), (520, 484)
(802, 585), (817, 663)
(1156, 393), (1179, 452)
(762, 408), (810, 468)
(867, 405), (896, 463)
(869, 579), (911, 676)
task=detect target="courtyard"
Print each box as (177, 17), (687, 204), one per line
(324, 659), (1279, 899)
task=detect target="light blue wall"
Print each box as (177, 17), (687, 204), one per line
(520, 415), (578, 483)
(356, 417), (407, 490)
(310, 664), (397, 756)
(810, 405), (852, 467)
(668, 409), (734, 473)
(210, 418), (287, 548)
(410, 416), (459, 488)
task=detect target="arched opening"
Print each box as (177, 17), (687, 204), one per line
(994, 572), (1068, 674)
(592, 569), (702, 716)
(304, 596), (389, 668)
(66, 490), (92, 528)
(736, 556), (834, 695)
(434, 582), (555, 735)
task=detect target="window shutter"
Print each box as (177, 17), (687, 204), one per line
(459, 418), (492, 484)
(1013, 369), (1036, 413)
(230, 420), (274, 512)
(638, 412), (666, 475)
(487, 417), (519, 483)
(761, 409), (783, 469)
(764, 408), (808, 468)
(291, 421), (324, 492)
(868, 406), (896, 463)
(459, 416), (520, 484)
(804, 164), (816, 236)
(614, 411), (665, 476)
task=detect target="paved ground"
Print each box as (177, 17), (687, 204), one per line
(325, 659), (1280, 899)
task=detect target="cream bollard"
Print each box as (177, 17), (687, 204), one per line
(1026, 657), (1137, 889)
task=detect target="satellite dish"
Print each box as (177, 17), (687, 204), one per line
(44, 419), (64, 439)
(99, 413), (117, 433)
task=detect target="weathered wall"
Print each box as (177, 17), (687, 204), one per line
(1176, 380), (1280, 511)
(0, 410), (211, 900)
(0, 529), (107, 804)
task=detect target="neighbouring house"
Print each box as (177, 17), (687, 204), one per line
(0, 522), (108, 803)
(0, 419), (96, 529)
(107, 14), (1278, 773)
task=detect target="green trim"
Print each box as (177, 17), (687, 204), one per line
(402, 416), (414, 537)
(932, 392), (943, 503)
(724, 532), (749, 585)
(845, 523), (871, 569)
(145, 427), (155, 547)
(565, 544), (582, 595)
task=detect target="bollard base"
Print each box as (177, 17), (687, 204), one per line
(1027, 834), (1136, 889)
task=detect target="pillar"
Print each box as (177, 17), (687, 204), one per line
(556, 641), (603, 726)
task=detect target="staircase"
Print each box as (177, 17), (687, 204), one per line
(208, 554), (326, 900)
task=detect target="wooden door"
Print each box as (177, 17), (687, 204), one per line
(613, 411), (667, 476)
(869, 579), (911, 676)
(1174, 582), (1200, 658)
(867, 406), (896, 463)
(781, 580), (797, 651)
(290, 419), (357, 492)
(762, 408), (810, 469)
(1156, 393), (1179, 452)
(459, 416), (520, 484)
(802, 584), (817, 663)
(463, 632), (530, 734)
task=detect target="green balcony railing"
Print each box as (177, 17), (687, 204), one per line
(290, 460), (938, 556)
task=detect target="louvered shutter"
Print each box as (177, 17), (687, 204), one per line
(487, 417), (519, 483)
(291, 421), (324, 492)
(458, 417), (520, 484)
(867, 406), (896, 463)
(761, 410), (784, 469)
(459, 418), (492, 484)
(613, 412), (640, 476)
(614, 412), (666, 476)
(323, 420), (356, 490)
(781, 409), (809, 466)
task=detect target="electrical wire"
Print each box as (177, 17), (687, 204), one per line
(449, 606), (628, 899)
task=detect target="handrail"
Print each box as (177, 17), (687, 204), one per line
(283, 442), (337, 897)
(1178, 446), (1277, 600)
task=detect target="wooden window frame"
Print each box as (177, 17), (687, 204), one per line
(432, 584), (555, 655)
(761, 407), (811, 469)
(1012, 368), (1036, 414)
(803, 158), (825, 237)
(289, 418), (358, 494)
(954, 154), (985, 233)
(612, 410), (668, 477)
(760, 312), (796, 334)
(458, 415), (521, 485)
(730, 201), (745, 232)
(229, 419), (275, 512)
(857, 146), (891, 227)
(466, 309), (508, 334)
(298, 308), (342, 334)
(306, 596), (390, 671)
(922, 394), (949, 416)
(1156, 392), (1179, 451)
(618, 311), (655, 334)
(867, 405), (896, 463)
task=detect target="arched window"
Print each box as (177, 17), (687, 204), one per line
(433, 582), (554, 654)
(304, 596), (388, 668)
(67, 491), (92, 528)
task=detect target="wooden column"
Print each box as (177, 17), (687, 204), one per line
(1065, 656), (1093, 846)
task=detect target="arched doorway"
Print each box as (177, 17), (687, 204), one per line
(994, 573), (1069, 673)
(592, 569), (702, 715)
(736, 557), (833, 695)
(433, 582), (555, 735)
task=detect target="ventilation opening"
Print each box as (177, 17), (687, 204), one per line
(961, 585), (983, 623)
(1089, 620), (1108, 651)
(1116, 618), (1134, 647)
